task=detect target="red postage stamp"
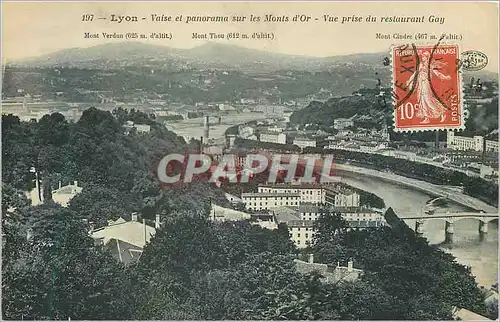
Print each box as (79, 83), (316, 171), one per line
(392, 43), (464, 132)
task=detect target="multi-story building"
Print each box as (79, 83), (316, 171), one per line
(260, 131), (287, 145)
(258, 183), (326, 204)
(324, 186), (360, 207)
(297, 204), (385, 224)
(447, 131), (498, 152)
(241, 192), (301, 211)
(287, 213), (384, 249)
(288, 220), (315, 248)
(334, 118), (354, 130)
(485, 139), (499, 152)
(293, 137), (317, 149)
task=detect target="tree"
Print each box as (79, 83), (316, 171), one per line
(2, 204), (132, 320)
(68, 184), (139, 227)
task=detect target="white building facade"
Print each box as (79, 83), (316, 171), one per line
(447, 131), (498, 152)
(241, 192), (301, 211)
(257, 184), (326, 204)
(260, 132), (287, 145)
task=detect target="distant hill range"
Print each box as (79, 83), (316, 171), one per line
(7, 42), (405, 72)
(10, 42), (497, 81)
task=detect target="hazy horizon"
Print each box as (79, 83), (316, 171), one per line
(8, 40), (390, 62)
(2, 2), (499, 72)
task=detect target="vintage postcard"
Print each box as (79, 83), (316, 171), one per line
(1, 1), (498, 321)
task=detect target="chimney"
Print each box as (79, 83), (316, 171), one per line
(73, 180), (78, 187)
(59, 181), (62, 189)
(347, 259), (353, 272)
(204, 115), (209, 141)
(155, 214), (160, 229)
(89, 222), (95, 234)
(308, 253), (314, 264)
(131, 212), (138, 222)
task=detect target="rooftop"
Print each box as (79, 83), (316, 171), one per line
(298, 203), (324, 213)
(288, 220), (315, 228)
(92, 219), (156, 249)
(260, 183), (324, 189)
(242, 192), (301, 198)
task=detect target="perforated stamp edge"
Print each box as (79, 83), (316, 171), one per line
(389, 41), (468, 133)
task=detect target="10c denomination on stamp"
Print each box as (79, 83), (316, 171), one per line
(391, 43), (464, 132)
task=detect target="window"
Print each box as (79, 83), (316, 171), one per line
(305, 233), (309, 238)
(297, 233), (301, 237)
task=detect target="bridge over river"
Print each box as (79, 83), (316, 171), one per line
(404, 212), (498, 244)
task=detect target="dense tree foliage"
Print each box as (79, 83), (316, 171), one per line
(311, 210), (487, 320)
(2, 109), (490, 320)
(2, 204), (133, 320)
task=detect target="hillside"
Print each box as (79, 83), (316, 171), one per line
(9, 42), (391, 72)
(290, 89), (499, 139)
(289, 92), (388, 129)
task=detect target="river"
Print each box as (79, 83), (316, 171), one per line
(337, 169), (498, 288)
(166, 112), (269, 144)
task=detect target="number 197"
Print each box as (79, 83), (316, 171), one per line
(82, 14), (94, 21)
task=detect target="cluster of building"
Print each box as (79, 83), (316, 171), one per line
(233, 121), (319, 150)
(241, 183), (360, 211)
(218, 181), (386, 249)
(2, 96), (82, 122)
(326, 119), (391, 153)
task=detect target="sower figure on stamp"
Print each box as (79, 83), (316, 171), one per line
(405, 51), (451, 124)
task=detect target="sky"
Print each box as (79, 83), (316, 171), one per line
(2, 1), (499, 71)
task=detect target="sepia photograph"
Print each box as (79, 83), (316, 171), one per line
(1, 1), (499, 320)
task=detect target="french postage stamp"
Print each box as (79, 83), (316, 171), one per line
(391, 43), (464, 132)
